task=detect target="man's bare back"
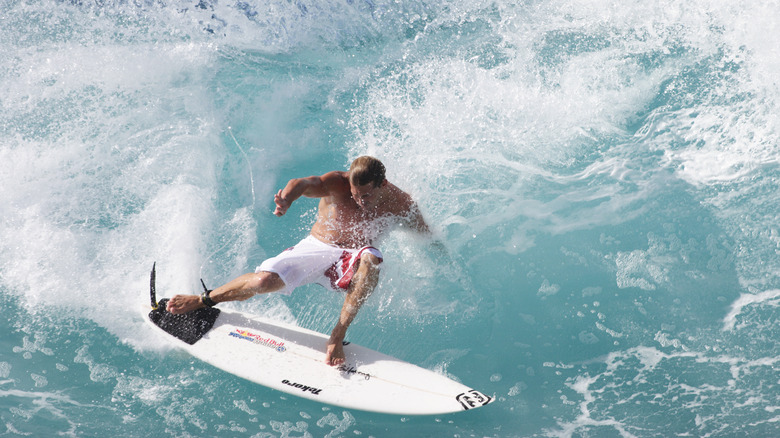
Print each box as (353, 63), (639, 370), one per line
(167, 156), (431, 366)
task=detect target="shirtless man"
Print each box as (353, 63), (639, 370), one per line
(166, 156), (431, 366)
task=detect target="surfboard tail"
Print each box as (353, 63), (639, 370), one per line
(146, 263), (221, 345)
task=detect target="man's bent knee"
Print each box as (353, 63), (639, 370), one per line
(254, 271), (285, 293)
(359, 252), (382, 270)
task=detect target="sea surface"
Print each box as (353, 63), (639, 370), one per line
(1, 1), (779, 436)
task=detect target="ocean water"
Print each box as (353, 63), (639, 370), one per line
(1, 0), (779, 436)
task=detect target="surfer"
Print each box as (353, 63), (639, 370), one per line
(166, 156), (433, 366)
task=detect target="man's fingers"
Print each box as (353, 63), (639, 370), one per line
(325, 341), (346, 366)
(273, 189), (290, 216)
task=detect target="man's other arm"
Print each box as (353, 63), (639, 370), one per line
(273, 171), (343, 216)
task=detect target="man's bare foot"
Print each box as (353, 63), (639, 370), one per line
(325, 339), (346, 366)
(166, 294), (204, 314)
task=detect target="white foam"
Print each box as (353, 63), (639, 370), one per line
(722, 289), (780, 331)
(345, 0), (717, 261)
(552, 344), (777, 437)
(0, 16), (251, 349)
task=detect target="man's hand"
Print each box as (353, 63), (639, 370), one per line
(325, 336), (347, 366)
(273, 189), (291, 216)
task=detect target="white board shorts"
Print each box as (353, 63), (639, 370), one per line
(256, 235), (383, 295)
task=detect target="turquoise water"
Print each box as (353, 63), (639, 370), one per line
(2, 0), (779, 436)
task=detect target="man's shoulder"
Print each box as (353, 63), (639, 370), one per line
(383, 182), (429, 232)
(319, 171), (351, 195)
(322, 170), (348, 178)
(383, 182), (416, 212)
(386, 182), (412, 200)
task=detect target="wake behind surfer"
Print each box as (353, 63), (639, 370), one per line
(166, 156), (433, 366)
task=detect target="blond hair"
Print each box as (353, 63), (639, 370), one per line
(349, 156), (386, 188)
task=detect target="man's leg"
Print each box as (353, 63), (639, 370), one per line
(166, 271), (285, 314)
(326, 252), (381, 366)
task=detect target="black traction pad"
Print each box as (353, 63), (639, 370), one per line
(148, 298), (221, 345)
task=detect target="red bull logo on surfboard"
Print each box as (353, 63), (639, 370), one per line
(229, 328), (287, 352)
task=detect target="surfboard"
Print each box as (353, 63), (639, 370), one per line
(144, 264), (493, 415)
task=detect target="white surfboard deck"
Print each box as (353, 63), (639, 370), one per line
(145, 303), (493, 415)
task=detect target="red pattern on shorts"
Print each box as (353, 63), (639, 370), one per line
(324, 247), (382, 290)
